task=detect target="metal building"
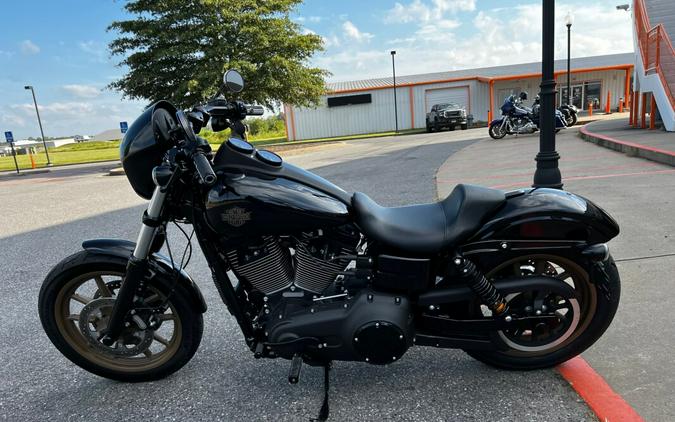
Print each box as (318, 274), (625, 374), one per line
(284, 53), (634, 141)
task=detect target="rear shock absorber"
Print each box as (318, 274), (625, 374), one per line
(454, 257), (509, 315)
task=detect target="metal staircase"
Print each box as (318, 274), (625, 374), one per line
(633, 0), (675, 131)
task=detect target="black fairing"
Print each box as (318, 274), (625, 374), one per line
(120, 101), (177, 199)
(470, 188), (620, 243)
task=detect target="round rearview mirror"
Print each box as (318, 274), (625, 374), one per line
(223, 69), (244, 93)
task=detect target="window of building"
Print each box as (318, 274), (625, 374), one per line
(583, 81), (602, 110)
(327, 94), (372, 107)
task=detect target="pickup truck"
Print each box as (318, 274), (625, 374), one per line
(426, 103), (468, 132)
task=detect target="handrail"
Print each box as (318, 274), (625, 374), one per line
(634, 0), (675, 108)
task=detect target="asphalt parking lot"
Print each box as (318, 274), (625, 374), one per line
(1, 128), (598, 421)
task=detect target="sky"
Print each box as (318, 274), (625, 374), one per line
(0, 0), (633, 140)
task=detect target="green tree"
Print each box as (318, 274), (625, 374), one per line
(108, 0), (328, 109)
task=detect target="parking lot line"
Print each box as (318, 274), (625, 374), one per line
(558, 356), (644, 422)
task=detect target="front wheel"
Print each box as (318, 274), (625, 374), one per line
(489, 122), (507, 139)
(39, 251), (204, 382)
(465, 253), (620, 370)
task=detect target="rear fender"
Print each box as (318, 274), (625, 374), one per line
(82, 239), (207, 313)
(466, 188), (619, 246)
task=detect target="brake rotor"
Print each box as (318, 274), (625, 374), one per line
(78, 298), (153, 357)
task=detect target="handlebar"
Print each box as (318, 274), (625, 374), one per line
(192, 151), (217, 186)
(246, 105), (264, 116)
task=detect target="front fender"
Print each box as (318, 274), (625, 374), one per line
(469, 188), (620, 244)
(490, 118), (504, 126)
(82, 239), (207, 313)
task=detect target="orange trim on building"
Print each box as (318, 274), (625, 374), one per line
(488, 80), (495, 122)
(624, 67), (632, 109)
(650, 94), (657, 130)
(289, 106), (297, 140)
(282, 104), (290, 141)
(409, 86), (415, 129)
(641, 93), (647, 129)
(328, 64), (633, 94)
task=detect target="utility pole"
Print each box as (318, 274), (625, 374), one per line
(391, 51), (399, 134)
(25, 85), (52, 166)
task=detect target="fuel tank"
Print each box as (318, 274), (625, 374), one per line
(204, 139), (351, 237)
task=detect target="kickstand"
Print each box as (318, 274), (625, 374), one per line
(311, 362), (331, 422)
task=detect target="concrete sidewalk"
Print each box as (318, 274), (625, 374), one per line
(436, 128), (675, 421)
(580, 118), (675, 166)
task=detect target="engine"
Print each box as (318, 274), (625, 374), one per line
(225, 226), (358, 296)
(224, 226), (414, 364)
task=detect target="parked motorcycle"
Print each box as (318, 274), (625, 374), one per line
(39, 70), (621, 419)
(559, 103), (579, 127)
(489, 92), (567, 139)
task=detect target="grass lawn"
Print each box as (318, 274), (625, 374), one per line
(0, 128), (426, 172)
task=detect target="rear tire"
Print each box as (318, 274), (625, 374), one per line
(465, 254), (620, 370)
(39, 251), (204, 382)
(461, 124), (468, 130)
(568, 113), (578, 127)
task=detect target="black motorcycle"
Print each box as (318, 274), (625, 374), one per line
(40, 70), (621, 417)
(489, 92), (567, 139)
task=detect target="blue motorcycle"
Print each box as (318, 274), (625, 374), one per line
(489, 92), (567, 139)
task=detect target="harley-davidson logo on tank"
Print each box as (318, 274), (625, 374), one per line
(221, 207), (252, 227)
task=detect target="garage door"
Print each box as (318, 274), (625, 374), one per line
(424, 87), (469, 112)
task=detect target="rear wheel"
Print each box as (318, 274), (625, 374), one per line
(461, 124), (468, 130)
(39, 251), (203, 382)
(568, 113), (578, 126)
(465, 254), (620, 370)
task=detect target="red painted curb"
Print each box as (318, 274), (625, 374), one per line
(557, 357), (644, 422)
(580, 124), (675, 158)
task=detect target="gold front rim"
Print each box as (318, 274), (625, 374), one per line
(54, 271), (183, 373)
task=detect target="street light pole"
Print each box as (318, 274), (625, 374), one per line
(565, 12), (573, 107)
(24, 85), (52, 166)
(391, 51), (399, 134)
(533, 0), (562, 189)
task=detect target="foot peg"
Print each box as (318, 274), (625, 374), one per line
(288, 354), (302, 384)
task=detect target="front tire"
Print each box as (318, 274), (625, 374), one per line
(39, 251), (204, 382)
(489, 122), (506, 139)
(466, 254), (620, 370)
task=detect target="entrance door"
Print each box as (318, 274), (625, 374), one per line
(560, 85), (583, 109)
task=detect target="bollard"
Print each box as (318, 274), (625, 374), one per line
(619, 97), (624, 113)
(588, 102), (593, 117)
(605, 91), (611, 114)
(29, 152), (36, 169)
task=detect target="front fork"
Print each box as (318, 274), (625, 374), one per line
(101, 186), (167, 345)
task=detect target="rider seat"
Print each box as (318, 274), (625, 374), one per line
(352, 184), (506, 254)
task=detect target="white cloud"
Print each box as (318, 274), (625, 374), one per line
(63, 84), (101, 99)
(4, 97), (146, 139)
(78, 40), (108, 63)
(321, 2), (632, 83)
(20, 40), (40, 55)
(385, 0), (474, 23)
(342, 21), (374, 42)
